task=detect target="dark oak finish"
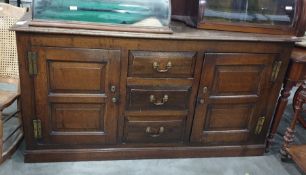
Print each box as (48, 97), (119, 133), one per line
(191, 53), (277, 145)
(13, 19), (295, 162)
(24, 145), (265, 163)
(32, 47), (120, 145)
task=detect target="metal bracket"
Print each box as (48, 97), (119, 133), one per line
(33, 119), (42, 139)
(255, 116), (266, 135)
(271, 61), (282, 82)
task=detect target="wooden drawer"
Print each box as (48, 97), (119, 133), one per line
(124, 114), (185, 143)
(127, 86), (191, 111)
(128, 51), (196, 78)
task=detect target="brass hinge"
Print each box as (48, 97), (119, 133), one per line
(271, 61), (282, 82)
(33, 119), (42, 139)
(27, 51), (38, 75)
(255, 116), (266, 135)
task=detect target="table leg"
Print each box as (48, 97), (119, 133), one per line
(266, 80), (295, 151)
(280, 87), (304, 159)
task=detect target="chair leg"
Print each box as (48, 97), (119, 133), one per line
(280, 84), (305, 160)
(0, 98), (23, 164)
(293, 84), (306, 128)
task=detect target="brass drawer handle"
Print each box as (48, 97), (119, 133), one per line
(152, 61), (172, 73)
(149, 94), (168, 106)
(146, 126), (165, 137)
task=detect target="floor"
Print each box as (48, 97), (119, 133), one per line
(0, 149), (299, 175)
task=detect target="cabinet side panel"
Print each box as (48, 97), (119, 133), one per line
(16, 33), (36, 149)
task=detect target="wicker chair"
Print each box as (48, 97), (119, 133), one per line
(0, 3), (25, 164)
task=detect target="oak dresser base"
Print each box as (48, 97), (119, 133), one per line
(25, 145), (265, 163)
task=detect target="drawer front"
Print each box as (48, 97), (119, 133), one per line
(127, 86), (191, 111)
(128, 51), (196, 78)
(124, 115), (185, 143)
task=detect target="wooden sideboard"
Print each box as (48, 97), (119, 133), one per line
(12, 20), (297, 162)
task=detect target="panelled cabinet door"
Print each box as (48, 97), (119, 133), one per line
(191, 53), (278, 145)
(32, 47), (120, 145)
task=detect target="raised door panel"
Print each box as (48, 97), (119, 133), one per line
(191, 53), (277, 145)
(201, 103), (256, 145)
(211, 65), (263, 96)
(49, 62), (106, 93)
(33, 47), (120, 145)
(204, 104), (254, 131)
(51, 103), (105, 132)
